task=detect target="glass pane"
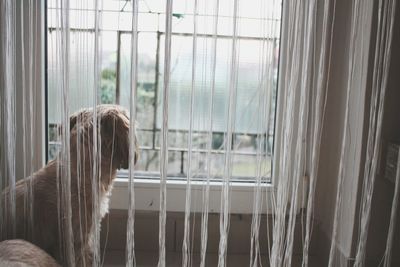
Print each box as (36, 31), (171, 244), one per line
(46, 0), (281, 181)
(135, 150), (160, 173)
(156, 35), (278, 135)
(47, 30), (117, 125)
(167, 151), (186, 177)
(47, 30), (96, 125)
(234, 134), (258, 153)
(235, 39), (278, 134)
(157, 35), (232, 133)
(137, 130), (154, 148)
(119, 33), (157, 130)
(231, 154), (271, 182)
(100, 31), (118, 104)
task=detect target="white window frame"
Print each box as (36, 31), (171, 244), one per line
(109, 0), (305, 214)
(22, 0), (306, 214)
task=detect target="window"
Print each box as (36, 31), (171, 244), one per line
(46, 0), (282, 184)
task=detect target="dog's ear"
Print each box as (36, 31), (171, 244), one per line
(58, 113), (79, 137)
(100, 110), (138, 169)
(70, 113), (78, 131)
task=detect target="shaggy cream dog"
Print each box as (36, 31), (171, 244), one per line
(2, 105), (138, 266)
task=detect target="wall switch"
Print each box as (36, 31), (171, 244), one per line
(384, 143), (400, 184)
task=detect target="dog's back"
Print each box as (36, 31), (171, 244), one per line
(1, 161), (61, 259)
(0, 239), (60, 267)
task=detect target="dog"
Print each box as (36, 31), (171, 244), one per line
(1, 105), (138, 266)
(0, 239), (61, 267)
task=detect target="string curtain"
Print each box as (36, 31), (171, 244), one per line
(0, 0), (398, 266)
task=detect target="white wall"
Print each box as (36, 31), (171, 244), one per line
(314, 0), (374, 264)
(363, 2), (400, 265)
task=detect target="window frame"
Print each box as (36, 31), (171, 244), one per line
(40, 0), (306, 214)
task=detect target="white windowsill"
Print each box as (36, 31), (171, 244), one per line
(110, 177), (278, 214)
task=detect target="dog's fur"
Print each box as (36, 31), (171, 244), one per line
(1, 105), (138, 266)
(0, 239), (61, 267)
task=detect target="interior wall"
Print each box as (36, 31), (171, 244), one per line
(313, 0), (349, 261)
(314, 0), (350, 247)
(314, 0), (375, 264)
(315, 0), (400, 265)
(363, 2), (400, 266)
(101, 210), (320, 266)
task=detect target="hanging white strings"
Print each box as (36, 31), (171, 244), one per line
(1, 0), (40, 244)
(283, 0), (322, 264)
(382, 152), (400, 267)
(57, 0), (76, 265)
(20, 0), (28, 240)
(1, 0), (399, 266)
(199, 1), (220, 266)
(271, 1), (307, 265)
(327, 0), (362, 264)
(126, 0), (139, 266)
(328, 0), (375, 265)
(30, 0), (39, 243)
(158, 0), (173, 266)
(249, 0), (279, 266)
(92, 0), (103, 266)
(0, 0), (17, 239)
(54, 0), (64, 261)
(354, 0), (397, 265)
(26, 0), (37, 242)
(302, 0), (336, 265)
(217, 0), (240, 266)
(74, 0), (87, 264)
(182, 0), (199, 266)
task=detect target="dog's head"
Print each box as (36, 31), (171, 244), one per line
(69, 105), (139, 170)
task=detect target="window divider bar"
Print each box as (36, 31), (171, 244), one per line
(116, 31), (122, 104)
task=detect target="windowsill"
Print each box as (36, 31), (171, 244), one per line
(110, 176), (278, 214)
